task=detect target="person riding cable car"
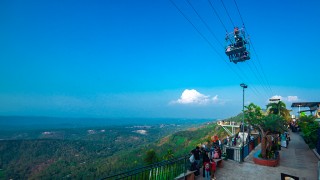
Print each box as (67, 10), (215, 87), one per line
(225, 27), (250, 63)
(229, 51), (250, 64)
(234, 27), (240, 35)
(240, 51), (250, 61)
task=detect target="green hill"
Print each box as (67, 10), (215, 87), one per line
(0, 115), (242, 179)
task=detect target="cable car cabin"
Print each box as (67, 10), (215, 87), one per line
(225, 27), (250, 64)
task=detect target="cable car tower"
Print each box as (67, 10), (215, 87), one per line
(225, 27), (250, 64)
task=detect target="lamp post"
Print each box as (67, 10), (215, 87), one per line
(240, 83), (247, 162)
(298, 104), (301, 118)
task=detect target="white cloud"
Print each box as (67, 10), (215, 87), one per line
(270, 95), (283, 101)
(212, 95), (218, 102)
(287, 96), (299, 102)
(172, 89), (220, 105)
(268, 95), (299, 102)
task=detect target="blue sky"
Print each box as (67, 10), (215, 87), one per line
(1, 0), (320, 119)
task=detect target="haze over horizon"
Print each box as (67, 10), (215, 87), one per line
(1, 0), (319, 119)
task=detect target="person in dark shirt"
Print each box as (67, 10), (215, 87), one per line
(191, 146), (201, 166)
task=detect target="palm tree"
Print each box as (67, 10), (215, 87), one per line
(267, 101), (290, 121)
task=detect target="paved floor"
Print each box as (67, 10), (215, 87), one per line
(196, 131), (319, 180)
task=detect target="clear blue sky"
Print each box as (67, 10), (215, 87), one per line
(1, 0), (319, 119)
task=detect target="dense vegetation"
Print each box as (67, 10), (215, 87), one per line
(298, 115), (319, 149)
(0, 117), (232, 179)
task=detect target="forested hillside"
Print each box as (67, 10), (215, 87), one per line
(0, 115), (241, 179)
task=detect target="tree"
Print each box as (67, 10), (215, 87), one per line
(144, 149), (158, 165)
(299, 115), (319, 148)
(266, 101), (290, 121)
(245, 103), (287, 158)
(163, 149), (174, 160)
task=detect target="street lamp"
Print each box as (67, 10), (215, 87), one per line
(240, 83), (247, 162)
(298, 104), (301, 118)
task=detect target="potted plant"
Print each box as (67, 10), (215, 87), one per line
(245, 103), (287, 166)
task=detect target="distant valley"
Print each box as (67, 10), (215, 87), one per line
(0, 116), (217, 179)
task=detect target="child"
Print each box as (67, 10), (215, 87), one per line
(210, 160), (217, 180)
(204, 162), (211, 180)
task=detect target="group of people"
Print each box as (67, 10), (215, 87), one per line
(271, 130), (290, 151)
(289, 121), (300, 132)
(225, 134), (242, 146)
(227, 51), (250, 63)
(190, 144), (222, 180)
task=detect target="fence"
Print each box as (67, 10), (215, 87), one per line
(102, 135), (262, 179)
(317, 128), (320, 155)
(102, 155), (189, 180)
(224, 135), (261, 162)
(226, 147), (242, 162)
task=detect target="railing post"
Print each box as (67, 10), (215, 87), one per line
(184, 155), (187, 176)
(241, 147), (244, 162)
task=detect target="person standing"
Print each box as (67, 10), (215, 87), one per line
(281, 133), (287, 148)
(202, 150), (210, 177)
(210, 160), (217, 180)
(226, 135), (230, 146)
(191, 146), (201, 166)
(191, 146), (201, 176)
(203, 162), (211, 180)
(286, 133), (290, 148)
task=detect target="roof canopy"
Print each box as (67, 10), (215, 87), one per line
(291, 102), (320, 108)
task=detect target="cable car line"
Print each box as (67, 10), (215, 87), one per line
(230, 0), (274, 95)
(227, 0), (275, 97)
(207, 0), (271, 98)
(169, 0), (221, 59)
(233, 0), (245, 27)
(207, 0), (228, 33)
(220, 0), (235, 28)
(250, 42), (274, 95)
(249, 59), (272, 97)
(186, 0), (224, 48)
(171, 0), (265, 99)
(246, 62), (271, 98)
(170, 0), (273, 99)
(188, 7), (263, 97)
(233, 60), (268, 99)
(234, 64), (264, 98)
(169, 0), (248, 84)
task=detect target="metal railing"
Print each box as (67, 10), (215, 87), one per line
(223, 135), (261, 162)
(317, 128), (320, 155)
(102, 135), (262, 179)
(101, 155), (189, 180)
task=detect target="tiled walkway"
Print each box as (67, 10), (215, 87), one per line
(196, 131), (319, 180)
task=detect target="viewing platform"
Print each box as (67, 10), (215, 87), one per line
(102, 129), (318, 180)
(195, 130), (318, 179)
